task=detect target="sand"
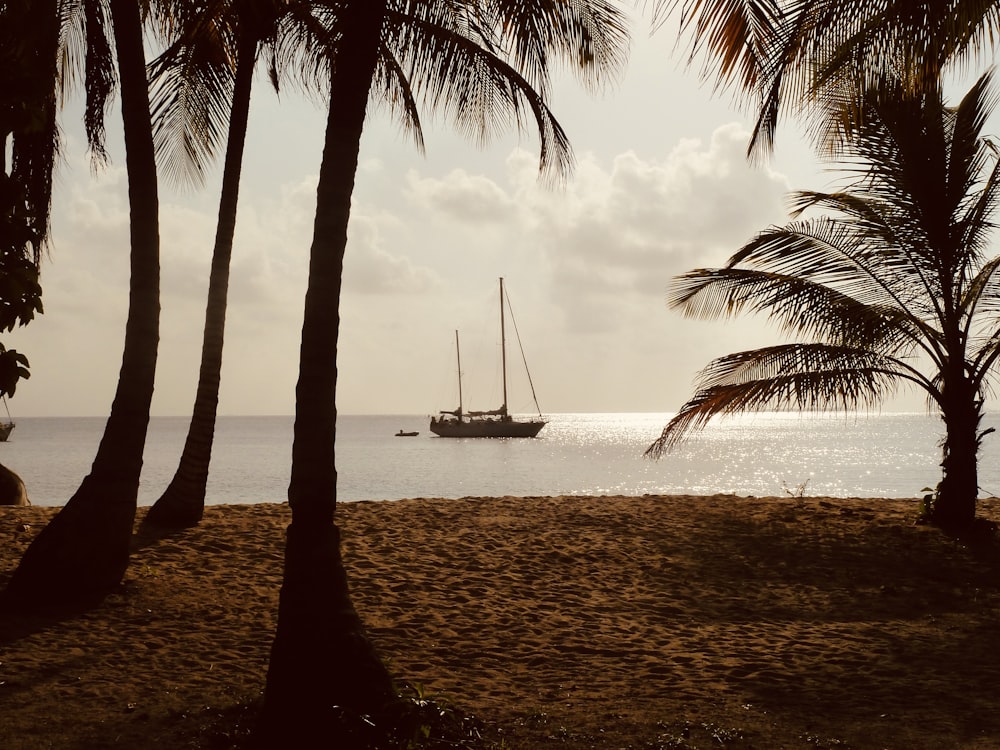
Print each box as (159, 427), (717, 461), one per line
(2, 494), (1000, 749)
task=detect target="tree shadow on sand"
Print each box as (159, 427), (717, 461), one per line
(664, 502), (1000, 747)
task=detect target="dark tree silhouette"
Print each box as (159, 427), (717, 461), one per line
(145, 0), (289, 528)
(258, 0), (628, 743)
(2, 0), (160, 612)
(648, 73), (1000, 532)
(0, 1), (55, 397)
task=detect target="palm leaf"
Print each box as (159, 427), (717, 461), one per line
(81, 0), (115, 164)
(728, 217), (938, 312)
(148, 1), (240, 189)
(484, 0), (628, 96)
(671, 264), (926, 354)
(150, 46), (235, 188)
(391, 1), (577, 180)
(656, 0), (783, 98)
(645, 342), (907, 457)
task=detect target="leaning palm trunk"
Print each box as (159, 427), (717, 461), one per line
(147, 29), (258, 529)
(259, 2), (395, 742)
(2, 0), (160, 611)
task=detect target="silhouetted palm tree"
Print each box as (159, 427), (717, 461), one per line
(647, 72), (1000, 532)
(145, 0), (290, 528)
(258, 0), (628, 742)
(2, 0), (161, 611)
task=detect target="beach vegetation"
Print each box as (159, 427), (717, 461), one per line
(316, 680), (507, 750)
(648, 71), (1000, 533)
(782, 479), (810, 498)
(256, 1), (628, 745)
(0, 185), (43, 396)
(0, 4), (52, 398)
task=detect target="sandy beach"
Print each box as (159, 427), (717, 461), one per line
(2, 494), (1000, 749)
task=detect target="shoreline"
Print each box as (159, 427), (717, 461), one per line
(2, 494), (1000, 749)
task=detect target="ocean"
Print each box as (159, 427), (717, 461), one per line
(1, 412), (997, 507)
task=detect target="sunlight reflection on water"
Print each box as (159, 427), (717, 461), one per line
(5, 411), (996, 505)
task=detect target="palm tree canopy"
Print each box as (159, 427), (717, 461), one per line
(149, 0), (628, 188)
(653, 0), (1000, 157)
(647, 70), (1000, 457)
(148, 0), (295, 188)
(273, 0), (629, 181)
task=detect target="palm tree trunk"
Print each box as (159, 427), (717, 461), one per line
(1, 0), (160, 612)
(933, 382), (981, 530)
(259, 2), (395, 742)
(146, 29), (258, 529)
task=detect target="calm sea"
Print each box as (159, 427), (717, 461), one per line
(1, 412), (997, 507)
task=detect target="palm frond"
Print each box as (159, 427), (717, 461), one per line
(82, 0), (115, 164)
(370, 46), (426, 153)
(965, 255), (1000, 385)
(948, 70), (995, 200)
(149, 41), (236, 189)
(728, 216), (939, 310)
(810, 77), (1000, 320)
(817, 1), (1000, 97)
(952, 110), (1000, 284)
(965, 253), (1000, 319)
(390, 1), (577, 181)
(970, 333), (1000, 391)
(655, 0), (1000, 162)
(645, 342), (905, 457)
(749, 0), (838, 159)
(670, 264), (926, 355)
(659, 0), (782, 98)
(482, 0), (629, 96)
(269, 2), (339, 105)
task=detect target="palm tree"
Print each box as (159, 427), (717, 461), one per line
(2, 0), (161, 611)
(647, 72), (1000, 532)
(257, 0), (628, 742)
(144, 0), (290, 528)
(656, 0), (1000, 157)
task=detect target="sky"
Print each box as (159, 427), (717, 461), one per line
(4, 11), (924, 418)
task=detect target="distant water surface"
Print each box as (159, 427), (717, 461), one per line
(1, 412), (996, 507)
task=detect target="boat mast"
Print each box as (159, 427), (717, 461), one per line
(454, 329), (464, 420)
(499, 277), (508, 417)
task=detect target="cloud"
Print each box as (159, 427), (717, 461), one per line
(405, 124), (790, 337)
(343, 212), (441, 294)
(404, 168), (518, 225)
(17, 106), (799, 417)
(314, 123), (795, 415)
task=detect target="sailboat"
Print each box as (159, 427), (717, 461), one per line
(430, 278), (546, 438)
(0, 397), (14, 442)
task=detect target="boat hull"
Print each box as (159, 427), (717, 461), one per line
(429, 417), (545, 438)
(0, 423), (13, 442)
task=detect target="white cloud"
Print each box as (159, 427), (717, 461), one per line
(404, 125), (791, 340)
(343, 213), (441, 294)
(12, 36), (809, 419)
(404, 168), (517, 225)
